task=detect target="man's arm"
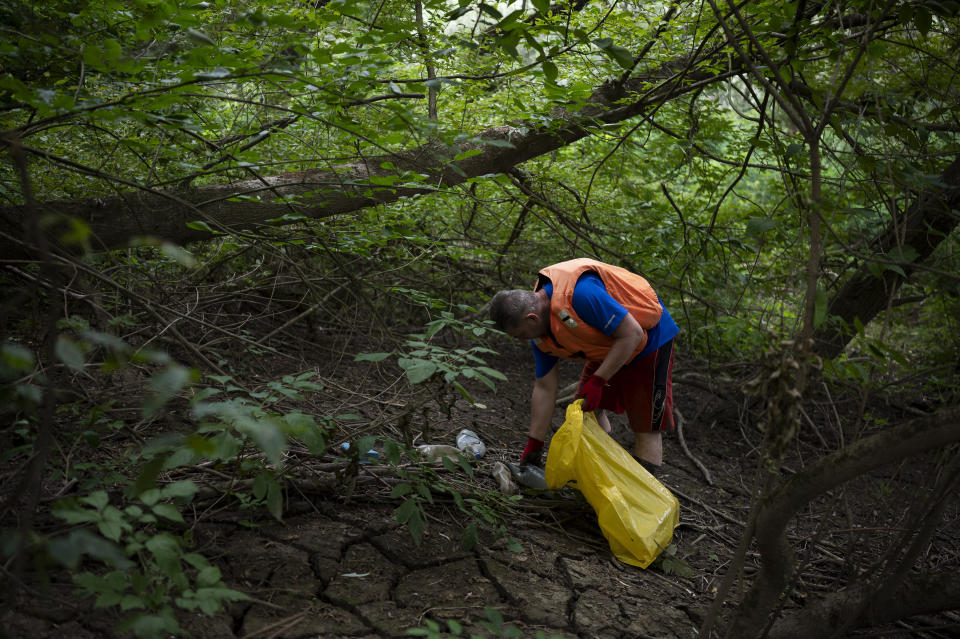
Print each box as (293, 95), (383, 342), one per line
(571, 272), (645, 381)
(592, 312), (645, 380)
(529, 363), (558, 441)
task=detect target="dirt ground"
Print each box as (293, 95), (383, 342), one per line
(3, 337), (956, 638)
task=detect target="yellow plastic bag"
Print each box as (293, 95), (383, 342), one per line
(545, 400), (679, 568)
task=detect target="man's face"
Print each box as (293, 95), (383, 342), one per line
(506, 314), (545, 341)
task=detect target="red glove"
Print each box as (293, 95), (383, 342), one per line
(578, 374), (607, 412)
(520, 436), (544, 465)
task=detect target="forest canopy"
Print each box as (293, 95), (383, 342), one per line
(1, 0), (959, 637)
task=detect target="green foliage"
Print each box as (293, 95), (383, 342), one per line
(356, 302), (506, 405)
(379, 436), (523, 552)
(652, 543), (694, 578)
(0, 320), (339, 636)
(49, 487), (249, 639)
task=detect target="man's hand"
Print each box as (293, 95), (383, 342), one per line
(520, 436), (544, 465)
(579, 374), (607, 412)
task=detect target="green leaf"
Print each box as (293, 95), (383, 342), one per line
(81, 490), (110, 511)
(745, 217), (777, 237)
(186, 28), (216, 46)
(152, 503), (185, 523)
(485, 606), (505, 629)
(398, 358), (437, 384)
(266, 478), (283, 521)
(369, 175), (399, 186)
(417, 482), (434, 504)
(383, 438), (403, 466)
(407, 628), (432, 636)
(120, 595), (145, 612)
(98, 520), (125, 542)
(145, 364), (196, 417)
(253, 473), (269, 500)
(355, 435), (377, 456)
(461, 521), (478, 550)
(890, 245), (919, 263)
(406, 507), (424, 545)
(542, 59), (558, 84)
(914, 7), (932, 36)
(813, 287), (828, 329)
(241, 417), (287, 465)
(442, 456), (458, 473)
(55, 335), (86, 372)
(48, 529), (133, 570)
(354, 352), (392, 362)
(160, 479), (199, 500)
(139, 486), (161, 507)
(506, 537), (524, 553)
(123, 611), (180, 639)
(885, 262), (907, 277)
(476, 366), (507, 381)
(447, 4), (474, 19)
(866, 260), (886, 280)
(145, 533), (182, 577)
(134, 456), (165, 498)
(593, 38), (634, 69)
(478, 3), (503, 19)
(1, 342), (35, 372)
(395, 499), (416, 524)
(186, 220), (215, 233)
(390, 482), (413, 498)
(160, 242), (197, 268)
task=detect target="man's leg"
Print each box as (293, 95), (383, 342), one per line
(622, 340), (674, 474)
(633, 431), (662, 465)
(596, 409), (612, 433)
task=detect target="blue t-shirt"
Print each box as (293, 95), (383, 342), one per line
(532, 272), (678, 378)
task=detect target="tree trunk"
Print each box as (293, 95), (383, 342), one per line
(767, 572), (960, 639)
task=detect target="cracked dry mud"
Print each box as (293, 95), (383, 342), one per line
(200, 501), (696, 639)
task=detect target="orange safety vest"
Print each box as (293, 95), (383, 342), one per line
(534, 258), (663, 361)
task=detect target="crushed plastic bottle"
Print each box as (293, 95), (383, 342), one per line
(491, 461), (518, 495)
(415, 444), (462, 462)
(507, 461), (549, 491)
(456, 429), (486, 459)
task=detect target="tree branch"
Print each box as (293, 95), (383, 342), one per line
(726, 404), (960, 637)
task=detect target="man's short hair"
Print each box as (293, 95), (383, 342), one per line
(490, 289), (537, 331)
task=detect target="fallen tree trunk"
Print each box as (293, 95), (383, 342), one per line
(767, 570), (960, 639)
(0, 56), (721, 260)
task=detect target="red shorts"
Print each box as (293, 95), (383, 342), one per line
(577, 342), (674, 433)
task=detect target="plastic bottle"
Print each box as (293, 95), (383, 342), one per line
(415, 444), (462, 462)
(507, 461), (549, 491)
(455, 429), (486, 459)
(339, 442), (379, 463)
(491, 461), (518, 495)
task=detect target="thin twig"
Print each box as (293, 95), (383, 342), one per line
(675, 407), (713, 485)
